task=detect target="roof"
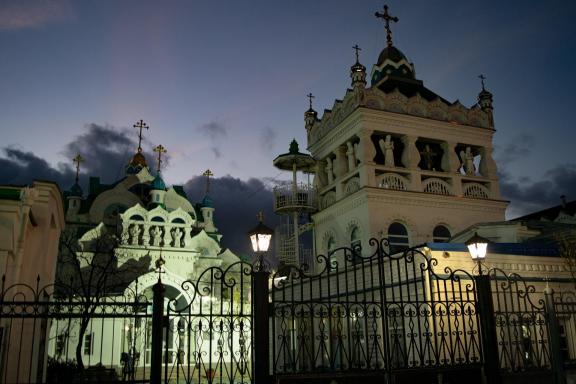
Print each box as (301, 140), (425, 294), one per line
(512, 199), (576, 222)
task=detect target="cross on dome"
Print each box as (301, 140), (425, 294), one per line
(479, 74), (487, 91)
(307, 93), (315, 110)
(73, 153), (84, 184)
(352, 44), (362, 63)
(375, 4), (399, 48)
(133, 119), (149, 153)
(153, 144), (166, 173)
(203, 169), (214, 194)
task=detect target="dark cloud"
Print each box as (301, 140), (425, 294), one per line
(197, 121), (228, 140)
(494, 134), (534, 165)
(183, 175), (280, 258)
(260, 127), (277, 151)
(500, 163), (576, 218)
(0, 123), (158, 189)
(0, 147), (74, 187)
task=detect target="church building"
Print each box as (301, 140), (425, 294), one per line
(302, 6), (507, 259)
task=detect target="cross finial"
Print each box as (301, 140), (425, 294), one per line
(352, 44), (362, 63)
(257, 211), (264, 222)
(202, 169), (214, 194)
(307, 93), (315, 110)
(73, 154), (84, 184)
(479, 74), (487, 91)
(375, 5), (399, 48)
(153, 144), (167, 174)
(133, 119), (149, 153)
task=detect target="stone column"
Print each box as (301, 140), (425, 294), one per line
(142, 223), (150, 246)
(325, 157), (334, 184)
(441, 141), (460, 173)
(479, 146), (498, 178)
(346, 141), (356, 172)
(315, 160), (327, 189)
(335, 146), (348, 177)
(401, 136), (420, 170)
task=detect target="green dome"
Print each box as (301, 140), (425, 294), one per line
(151, 174), (166, 190)
(202, 195), (214, 208)
(69, 182), (83, 197)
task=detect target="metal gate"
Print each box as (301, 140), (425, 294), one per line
(163, 262), (254, 384)
(268, 239), (482, 382)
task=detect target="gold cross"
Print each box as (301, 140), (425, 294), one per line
(203, 169), (214, 194)
(307, 93), (314, 110)
(352, 44), (362, 62)
(257, 211), (264, 222)
(153, 144), (167, 173)
(73, 154), (84, 183)
(375, 5), (399, 48)
(133, 119), (149, 153)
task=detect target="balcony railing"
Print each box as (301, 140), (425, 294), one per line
(273, 183), (317, 212)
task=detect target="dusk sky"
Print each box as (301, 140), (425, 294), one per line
(1, 0), (576, 226)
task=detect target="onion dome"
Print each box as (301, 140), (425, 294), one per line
(350, 45), (367, 88)
(371, 45), (415, 85)
(151, 174), (166, 190)
(304, 93), (318, 131)
(202, 194), (214, 208)
(126, 152), (148, 175)
(69, 182), (83, 197)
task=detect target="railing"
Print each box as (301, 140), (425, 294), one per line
(273, 183), (317, 212)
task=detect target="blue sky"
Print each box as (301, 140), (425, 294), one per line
(1, 0), (576, 219)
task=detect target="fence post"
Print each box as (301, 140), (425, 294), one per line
(475, 274), (502, 384)
(150, 277), (165, 384)
(544, 286), (566, 384)
(253, 270), (271, 384)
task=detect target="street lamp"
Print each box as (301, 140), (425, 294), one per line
(465, 232), (490, 275)
(248, 211), (273, 270)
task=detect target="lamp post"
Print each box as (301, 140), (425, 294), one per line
(248, 212), (274, 271)
(466, 232), (500, 384)
(248, 211), (272, 384)
(465, 232), (490, 275)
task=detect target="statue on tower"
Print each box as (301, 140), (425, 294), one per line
(460, 147), (476, 176)
(379, 135), (395, 167)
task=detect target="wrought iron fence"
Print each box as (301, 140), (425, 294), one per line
(269, 239), (482, 377)
(490, 269), (552, 372)
(0, 276), (151, 383)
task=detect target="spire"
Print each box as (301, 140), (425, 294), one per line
(375, 4), (399, 48)
(203, 169), (214, 195)
(477, 74), (494, 128)
(350, 44), (366, 88)
(133, 119), (149, 154)
(304, 93), (318, 132)
(153, 144), (167, 174)
(69, 153), (84, 197)
(73, 153), (83, 185)
(151, 144), (167, 191)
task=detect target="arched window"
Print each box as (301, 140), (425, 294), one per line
(433, 225), (451, 242)
(388, 223), (409, 254)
